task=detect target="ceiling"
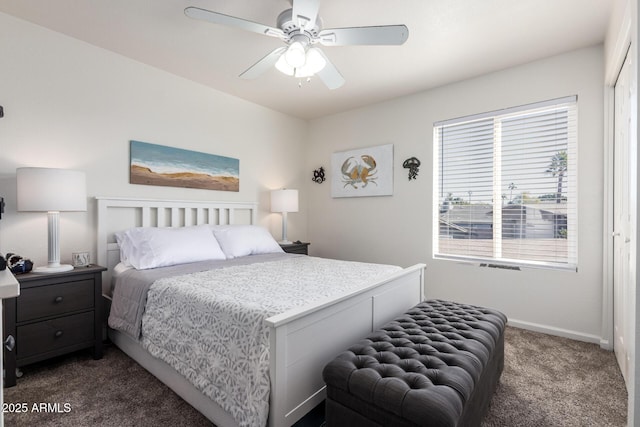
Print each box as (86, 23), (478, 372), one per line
(0, 0), (613, 120)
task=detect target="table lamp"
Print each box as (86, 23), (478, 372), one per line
(271, 189), (298, 244)
(16, 167), (87, 273)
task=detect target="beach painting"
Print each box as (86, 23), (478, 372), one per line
(130, 140), (239, 192)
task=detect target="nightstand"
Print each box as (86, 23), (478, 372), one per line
(280, 241), (310, 255)
(3, 265), (106, 387)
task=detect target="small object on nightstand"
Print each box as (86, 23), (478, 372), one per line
(72, 252), (90, 268)
(6, 253), (33, 274)
(3, 265), (106, 387)
(280, 241), (310, 255)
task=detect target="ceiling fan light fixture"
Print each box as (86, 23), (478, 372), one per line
(275, 54), (295, 76)
(305, 48), (326, 73)
(275, 47), (326, 78)
(284, 41), (307, 68)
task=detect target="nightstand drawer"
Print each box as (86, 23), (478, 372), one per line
(17, 311), (94, 360)
(17, 279), (94, 322)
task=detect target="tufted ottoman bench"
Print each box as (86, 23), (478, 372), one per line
(322, 299), (507, 427)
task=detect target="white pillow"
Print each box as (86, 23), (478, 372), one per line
(116, 225), (226, 269)
(115, 230), (135, 267)
(212, 225), (283, 259)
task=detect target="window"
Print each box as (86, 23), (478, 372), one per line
(433, 96), (577, 270)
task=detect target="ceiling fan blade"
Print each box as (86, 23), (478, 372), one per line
(314, 50), (345, 90)
(185, 7), (285, 39)
(239, 47), (287, 80)
(318, 25), (409, 46)
(292, 0), (320, 31)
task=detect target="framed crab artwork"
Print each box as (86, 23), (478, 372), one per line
(331, 144), (394, 198)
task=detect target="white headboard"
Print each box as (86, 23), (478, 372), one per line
(96, 197), (258, 292)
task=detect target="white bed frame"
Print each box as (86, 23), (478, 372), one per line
(96, 197), (426, 427)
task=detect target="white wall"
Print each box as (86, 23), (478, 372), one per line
(633, 0), (640, 419)
(633, 0), (640, 420)
(0, 12), (308, 267)
(307, 46), (605, 342)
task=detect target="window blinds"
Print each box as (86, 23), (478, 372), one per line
(433, 96), (577, 270)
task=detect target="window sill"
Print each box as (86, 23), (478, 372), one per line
(433, 255), (577, 273)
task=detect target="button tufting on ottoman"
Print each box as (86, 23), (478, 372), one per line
(322, 299), (507, 427)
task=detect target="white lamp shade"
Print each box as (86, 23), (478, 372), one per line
(284, 41), (306, 68)
(275, 47), (327, 78)
(17, 167), (87, 212)
(271, 189), (299, 213)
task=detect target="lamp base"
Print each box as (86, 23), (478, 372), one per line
(32, 264), (74, 274)
(279, 240), (293, 245)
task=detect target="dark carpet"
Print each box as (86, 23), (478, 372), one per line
(4, 326), (627, 426)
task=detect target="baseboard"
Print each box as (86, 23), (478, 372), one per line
(507, 319), (603, 346)
(600, 338), (613, 351)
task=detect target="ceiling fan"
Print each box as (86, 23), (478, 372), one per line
(184, 0), (409, 89)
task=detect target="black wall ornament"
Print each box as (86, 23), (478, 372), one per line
(312, 167), (326, 184)
(402, 157), (421, 180)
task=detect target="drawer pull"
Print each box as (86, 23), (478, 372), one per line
(54, 330), (64, 338)
(4, 335), (15, 352)
(54, 296), (64, 303)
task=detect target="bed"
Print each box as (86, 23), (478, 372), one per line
(97, 197), (426, 427)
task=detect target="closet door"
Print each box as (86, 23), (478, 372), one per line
(613, 49), (632, 385)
